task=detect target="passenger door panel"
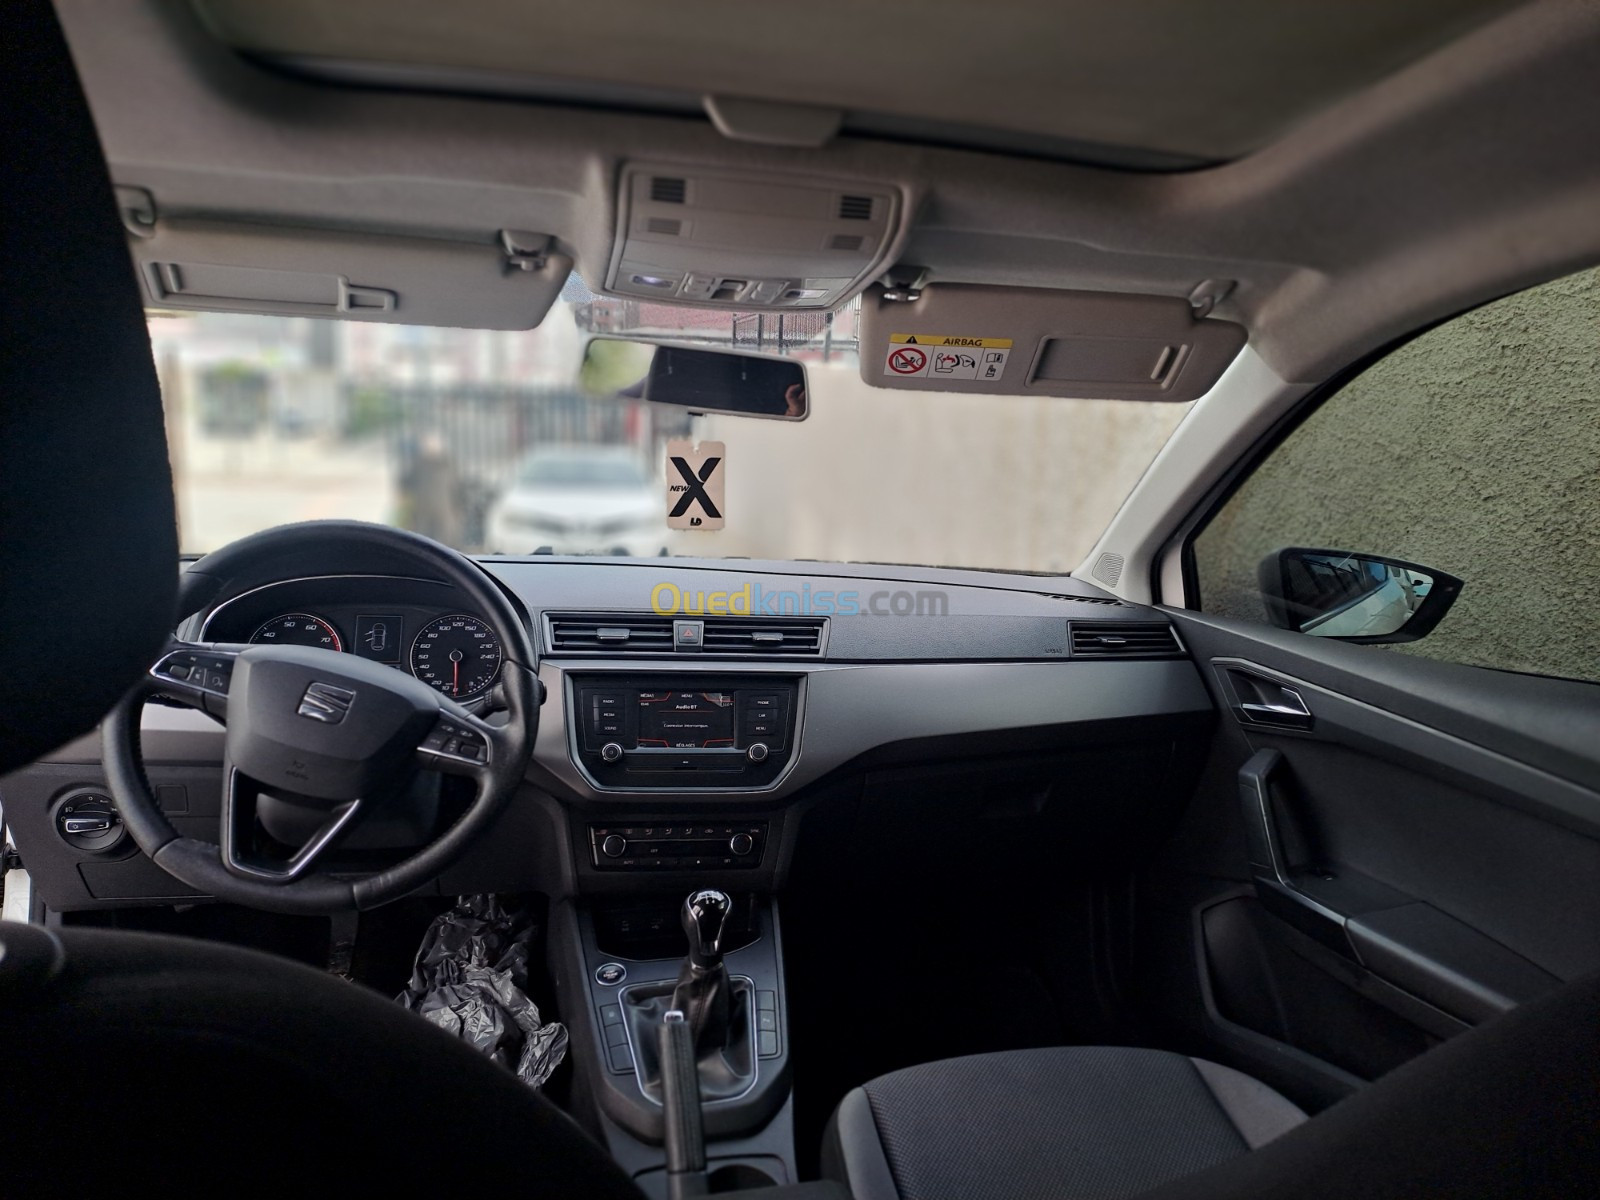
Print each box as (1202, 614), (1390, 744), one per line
(1146, 610), (1600, 1101)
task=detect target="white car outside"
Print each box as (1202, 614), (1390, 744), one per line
(485, 447), (667, 556)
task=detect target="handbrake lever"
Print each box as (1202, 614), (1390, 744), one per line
(659, 1009), (708, 1199)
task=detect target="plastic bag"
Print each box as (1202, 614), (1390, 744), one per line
(397, 894), (569, 1089)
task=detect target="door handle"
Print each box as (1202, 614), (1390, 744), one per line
(1240, 696), (1312, 728)
(1228, 671), (1313, 731)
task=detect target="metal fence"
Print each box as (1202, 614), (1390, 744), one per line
(732, 310), (841, 358)
(350, 381), (689, 485)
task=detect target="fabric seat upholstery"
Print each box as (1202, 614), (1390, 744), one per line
(822, 1047), (1305, 1200)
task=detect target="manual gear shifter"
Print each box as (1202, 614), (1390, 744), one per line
(672, 888), (733, 1054)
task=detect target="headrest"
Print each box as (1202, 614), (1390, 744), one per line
(0, 1), (179, 770)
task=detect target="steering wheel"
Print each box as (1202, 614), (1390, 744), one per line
(102, 522), (538, 914)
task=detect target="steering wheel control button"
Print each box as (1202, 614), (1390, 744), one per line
(595, 962), (627, 986)
(152, 648), (237, 697)
(600, 741), (625, 763)
(418, 719), (489, 769)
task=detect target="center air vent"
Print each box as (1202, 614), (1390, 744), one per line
(838, 194), (874, 220)
(700, 618), (825, 655)
(1068, 622), (1183, 659)
(546, 613), (827, 656)
(548, 614), (675, 653)
(650, 176), (687, 204)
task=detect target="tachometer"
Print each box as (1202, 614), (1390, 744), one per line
(409, 614), (503, 701)
(250, 613), (343, 651)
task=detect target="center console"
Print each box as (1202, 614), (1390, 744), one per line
(555, 674), (811, 1192)
(570, 674), (799, 790)
(557, 891), (798, 1195)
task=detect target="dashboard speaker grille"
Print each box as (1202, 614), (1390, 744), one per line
(1068, 621), (1183, 659)
(1092, 553), (1126, 587)
(1043, 593), (1130, 607)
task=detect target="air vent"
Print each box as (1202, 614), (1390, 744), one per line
(700, 617), (826, 655)
(545, 613), (827, 656)
(838, 194), (874, 220)
(828, 233), (865, 252)
(645, 217), (683, 236)
(650, 176), (687, 204)
(548, 614), (675, 654)
(1068, 622), (1183, 659)
(1043, 594), (1131, 607)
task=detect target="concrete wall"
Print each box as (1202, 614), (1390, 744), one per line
(1194, 266), (1600, 682)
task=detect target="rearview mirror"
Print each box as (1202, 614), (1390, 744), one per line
(1257, 548), (1463, 643)
(580, 337), (808, 420)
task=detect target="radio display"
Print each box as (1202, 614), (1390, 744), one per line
(637, 691), (735, 748)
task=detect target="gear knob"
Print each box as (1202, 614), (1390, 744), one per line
(681, 888), (732, 969)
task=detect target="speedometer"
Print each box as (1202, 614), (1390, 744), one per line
(250, 613), (343, 651)
(409, 614), (503, 701)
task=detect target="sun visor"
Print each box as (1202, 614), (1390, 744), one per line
(125, 217), (572, 329)
(861, 283), (1246, 401)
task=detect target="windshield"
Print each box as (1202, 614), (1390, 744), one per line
(147, 288), (1191, 572)
(518, 454), (650, 488)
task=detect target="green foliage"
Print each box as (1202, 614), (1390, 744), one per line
(343, 386), (399, 438)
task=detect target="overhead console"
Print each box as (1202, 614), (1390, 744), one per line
(603, 163), (902, 310)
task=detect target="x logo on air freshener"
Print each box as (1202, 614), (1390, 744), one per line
(666, 440), (726, 529)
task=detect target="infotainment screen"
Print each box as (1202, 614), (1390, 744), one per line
(637, 691), (735, 748)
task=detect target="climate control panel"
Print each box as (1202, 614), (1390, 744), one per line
(588, 821), (767, 871)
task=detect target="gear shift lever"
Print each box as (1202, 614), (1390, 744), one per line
(683, 888), (732, 969)
(673, 888), (733, 1054)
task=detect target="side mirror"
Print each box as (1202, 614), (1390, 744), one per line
(580, 337), (808, 420)
(1256, 548), (1463, 643)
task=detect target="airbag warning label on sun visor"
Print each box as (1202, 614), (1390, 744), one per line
(884, 334), (1012, 381)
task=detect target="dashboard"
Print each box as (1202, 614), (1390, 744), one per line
(11, 553), (1217, 909)
(199, 575), (507, 704)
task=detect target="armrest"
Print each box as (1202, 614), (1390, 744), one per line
(1346, 903), (1561, 1025)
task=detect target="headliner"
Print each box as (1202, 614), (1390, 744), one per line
(193, 0), (1514, 166)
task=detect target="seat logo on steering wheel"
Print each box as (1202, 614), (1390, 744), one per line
(298, 681), (356, 725)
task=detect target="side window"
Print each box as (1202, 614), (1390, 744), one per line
(1192, 265), (1600, 683)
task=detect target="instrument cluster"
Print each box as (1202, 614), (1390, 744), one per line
(199, 576), (508, 702)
